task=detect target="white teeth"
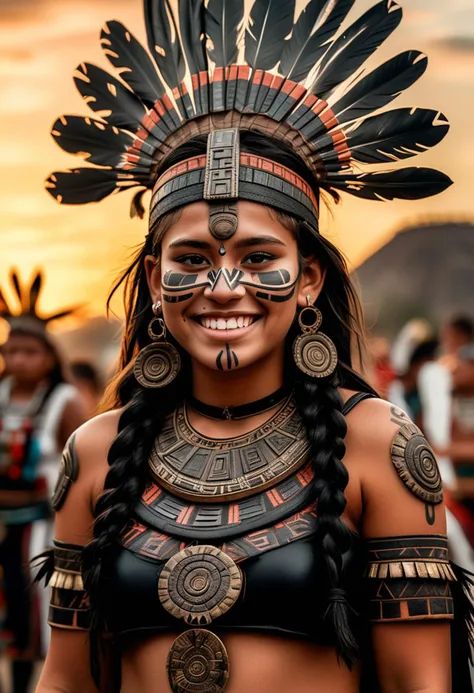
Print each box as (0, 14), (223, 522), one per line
(199, 316), (256, 330)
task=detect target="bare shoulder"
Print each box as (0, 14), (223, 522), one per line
(338, 392), (446, 537)
(74, 409), (123, 489)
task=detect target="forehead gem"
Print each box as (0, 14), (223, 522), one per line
(219, 243), (227, 256)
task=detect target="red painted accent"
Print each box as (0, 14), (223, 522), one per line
(228, 65), (239, 81)
(143, 483), (162, 505)
(282, 79), (298, 95)
(213, 67), (225, 83)
(253, 70), (264, 85)
(262, 71), (274, 87)
(199, 70), (209, 86)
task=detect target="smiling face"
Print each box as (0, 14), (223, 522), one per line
(145, 201), (324, 375)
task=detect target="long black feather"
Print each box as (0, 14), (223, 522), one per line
(279, 0), (355, 83)
(245, 0), (296, 71)
(327, 167), (453, 200)
(28, 273), (43, 316)
(0, 288), (11, 318)
(10, 272), (24, 309)
(144, 0), (186, 92)
(46, 308), (77, 323)
(74, 63), (147, 132)
(179, 0), (208, 75)
(332, 50), (427, 125)
(206, 0), (244, 68)
(344, 108), (449, 164)
(310, 0), (402, 99)
(45, 168), (139, 205)
(51, 116), (135, 169)
(101, 21), (165, 108)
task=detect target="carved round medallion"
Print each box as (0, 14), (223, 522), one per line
(292, 333), (338, 378)
(391, 423), (443, 504)
(134, 342), (181, 389)
(158, 545), (242, 625)
(167, 629), (229, 693)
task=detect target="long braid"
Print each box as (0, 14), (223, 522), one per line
(82, 372), (181, 686)
(295, 374), (358, 667)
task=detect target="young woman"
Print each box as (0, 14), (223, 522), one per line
(36, 1), (473, 692)
(0, 271), (85, 692)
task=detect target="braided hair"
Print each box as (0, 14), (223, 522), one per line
(84, 132), (375, 670)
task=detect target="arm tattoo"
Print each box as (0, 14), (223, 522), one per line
(391, 422), (443, 526)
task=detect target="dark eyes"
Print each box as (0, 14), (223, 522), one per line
(174, 251), (277, 267)
(175, 254), (210, 266)
(242, 252), (276, 265)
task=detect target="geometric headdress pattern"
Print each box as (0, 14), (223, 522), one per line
(46, 0), (452, 216)
(0, 271), (76, 331)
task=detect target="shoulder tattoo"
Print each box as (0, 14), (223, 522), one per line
(51, 434), (79, 512)
(391, 422), (443, 506)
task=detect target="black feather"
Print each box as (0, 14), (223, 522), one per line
(10, 272), (25, 310)
(28, 273), (43, 316)
(130, 189), (149, 219)
(144, 0), (186, 92)
(74, 63), (147, 132)
(332, 50), (427, 124)
(179, 0), (208, 75)
(245, 0), (296, 71)
(46, 308), (77, 323)
(100, 21), (165, 108)
(279, 0), (355, 83)
(327, 167), (453, 200)
(0, 288), (11, 318)
(45, 168), (139, 205)
(206, 0), (244, 68)
(344, 108), (449, 164)
(51, 116), (134, 169)
(310, 0), (403, 99)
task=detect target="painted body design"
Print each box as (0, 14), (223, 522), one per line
(217, 345), (239, 371)
(162, 268), (298, 304)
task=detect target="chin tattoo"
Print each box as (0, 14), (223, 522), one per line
(216, 345), (239, 371)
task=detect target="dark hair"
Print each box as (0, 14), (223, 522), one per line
(5, 327), (67, 390)
(448, 315), (474, 340)
(83, 131), (375, 668)
(409, 339), (439, 368)
(71, 362), (102, 395)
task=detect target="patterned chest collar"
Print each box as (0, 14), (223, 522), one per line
(148, 397), (310, 504)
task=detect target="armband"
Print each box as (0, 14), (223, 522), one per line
(364, 535), (454, 622)
(48, 540), (90, 630)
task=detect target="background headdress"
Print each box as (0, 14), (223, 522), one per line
(0, 270), (76, 337)
(46, 0), (452, 229)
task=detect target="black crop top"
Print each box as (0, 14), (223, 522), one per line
(105, 532), (364, 646)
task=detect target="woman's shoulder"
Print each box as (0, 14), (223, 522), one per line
(340, 388), (411, 451)
(72, 408), (124, 474)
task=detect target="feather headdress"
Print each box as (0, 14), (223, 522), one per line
(0, 271), (76, 334)
(46, 0), (451, 220)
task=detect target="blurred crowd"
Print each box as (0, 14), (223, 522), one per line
(369, 315), (474, 569)
(1, 311), (474, 692)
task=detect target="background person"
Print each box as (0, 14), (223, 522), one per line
(0, 271), (85, 693)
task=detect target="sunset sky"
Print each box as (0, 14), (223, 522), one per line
(1, 0), (473, 328)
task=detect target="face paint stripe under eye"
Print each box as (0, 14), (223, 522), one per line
(163, 294), (195, 303)
(255, 286), (296, 302)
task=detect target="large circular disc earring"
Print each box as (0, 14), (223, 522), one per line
(293, 332), (338, 378)
(134, 342), (181, 389)
(134, 316), (181, 388)
(293, 302), (338, 379)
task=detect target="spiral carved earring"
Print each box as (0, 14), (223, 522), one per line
(293, 297), (338, 379)
(134, 303), (181, 388)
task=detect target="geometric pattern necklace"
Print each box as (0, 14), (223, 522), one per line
(148, 396), (310, 504)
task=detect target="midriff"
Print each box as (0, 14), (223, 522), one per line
(121, 632), (361, 693)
